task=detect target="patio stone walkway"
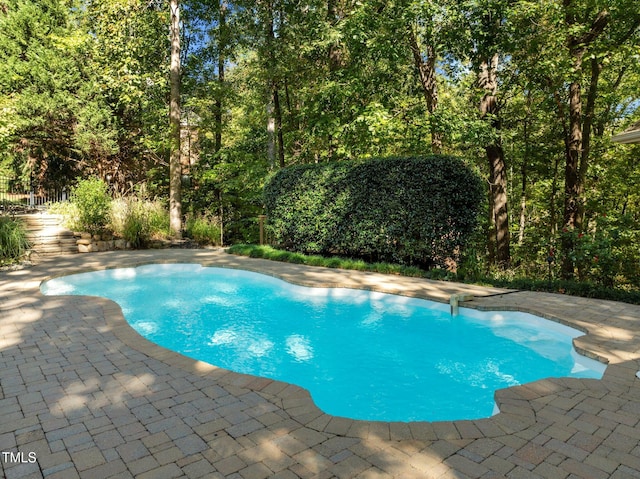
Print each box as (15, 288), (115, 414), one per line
(2, 249), (640, 478)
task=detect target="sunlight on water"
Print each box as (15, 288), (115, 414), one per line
(286, 334), (314, 362)
(41, 263), (606, 422)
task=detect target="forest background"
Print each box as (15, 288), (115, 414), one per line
(1, 0), (639, 291)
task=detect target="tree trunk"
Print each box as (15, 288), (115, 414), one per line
(273, 83), (285, 168)
(327, 0), (342, 72)
(576, 57), (601, 229)
(518, 178), (526, 246)
(561, 6), (610, 279)
(214, 0), (227, 154)
(219, 190), (224, 246)
(479, 53), (510, 268)
(169, 0), (182, 237)
(487, 144), (510, 267)
(487, 187), (496, 265)
(263, 0), (284, 167)
(408, 26), (442, 154)
(326, 0), (342, 159)
(267, 100), (276, 168)
(518, 112), (530, 246)
(561, 76), (581, 277)
(560, 6), (609, 278)
(265, 0), (276, 168)
(550, 153), (561, 239)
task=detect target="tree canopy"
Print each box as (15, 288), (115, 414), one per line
(1, 0), (639, 287)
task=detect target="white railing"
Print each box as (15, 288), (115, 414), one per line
(0, 176), (69, 211)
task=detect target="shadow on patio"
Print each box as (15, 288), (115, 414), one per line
(3, 249), (640, 478)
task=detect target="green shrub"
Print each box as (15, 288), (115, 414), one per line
(71, 178), (111, 234)
(111, 197), (170, 248)
(145, 200), (171, 239)
(186, 214), (221, 245)
(249, 246), (266, 258)
(48, 201), (81, 231)
(304, 254), (324, 266)
(264, 155), (483, 268)
(0, 216), (30, 263)
(111, 197), (144, 247)
(123, 213), (146, 248)
(110, 198), (130, 237)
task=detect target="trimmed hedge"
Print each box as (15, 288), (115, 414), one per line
(263, 156), (483, 267)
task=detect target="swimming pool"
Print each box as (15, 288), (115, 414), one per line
(41, 263), (605, 422)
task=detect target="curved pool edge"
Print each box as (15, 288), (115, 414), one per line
(96, 286), (546, 440)
(92, 280), (634, 442)
(38, 254), (614, 370)
(31, 250), (640, 442)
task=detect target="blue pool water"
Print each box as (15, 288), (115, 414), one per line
(41, 263), (605, 422)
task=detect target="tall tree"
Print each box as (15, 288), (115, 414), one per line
(0, 0), (118, 188)
(459, 0), (512, 268)
(83, 0), (169, 190)
(169, 0), (182, 236)
(560, 3), (610, 277)
(214, 0), (228, 154)
(478, 51), (510, 267)
(402, 0), (462, 154)
(408, 26), (441, 153)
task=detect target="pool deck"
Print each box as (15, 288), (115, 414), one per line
(2, 249), (640, 479)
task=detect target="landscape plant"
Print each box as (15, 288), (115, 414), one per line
(110, 197), (171, 248)
(185, 214), (221, 245)
(71, 178), (111, 235)
(0, 216), (30, 264)
(264, 156), (483, 268)
(47, 201), (81, 232)
(227, 244), (640, 305)
(0, 0), (639, 290)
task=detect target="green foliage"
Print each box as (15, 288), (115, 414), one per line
(556, 212), (640, 289)
(82, 0), (171, 188)
(110, 197), (170, 248)
(264, 156), (483, 268)
(0, 0), (170, 191)
(228, 244), (640, 304)
(227, 244), (429, 277)
(0, 215), (30, 263)
(0, 0), (87, 187)
(48, 201), (81, 231)
(186, 214), (222, 245)
(0, 0), (638, 293)
(122, 214), (146, 249)
(71, 178), (111, 234)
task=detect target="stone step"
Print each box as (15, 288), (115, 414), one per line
(21, 217), (64, 225)
(30, 249), (78, 256)
(29, 240), (77, 247)
(16, 214), (65, 226)
(26, 231), (76, 241)
(13, 213), (78, 256)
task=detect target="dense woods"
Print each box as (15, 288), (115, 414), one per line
(1, 0), (639, 289)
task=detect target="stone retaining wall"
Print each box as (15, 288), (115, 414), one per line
(14, 213), (176, 255)
(75, 233), (174, 252)
(75, 233), (132, 253)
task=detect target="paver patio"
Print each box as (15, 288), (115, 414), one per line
(1, 249), (640, 478)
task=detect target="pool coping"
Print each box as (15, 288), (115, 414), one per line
(34, 250), (640, 443)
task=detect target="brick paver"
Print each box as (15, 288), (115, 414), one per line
(2, 249), (640, 478)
